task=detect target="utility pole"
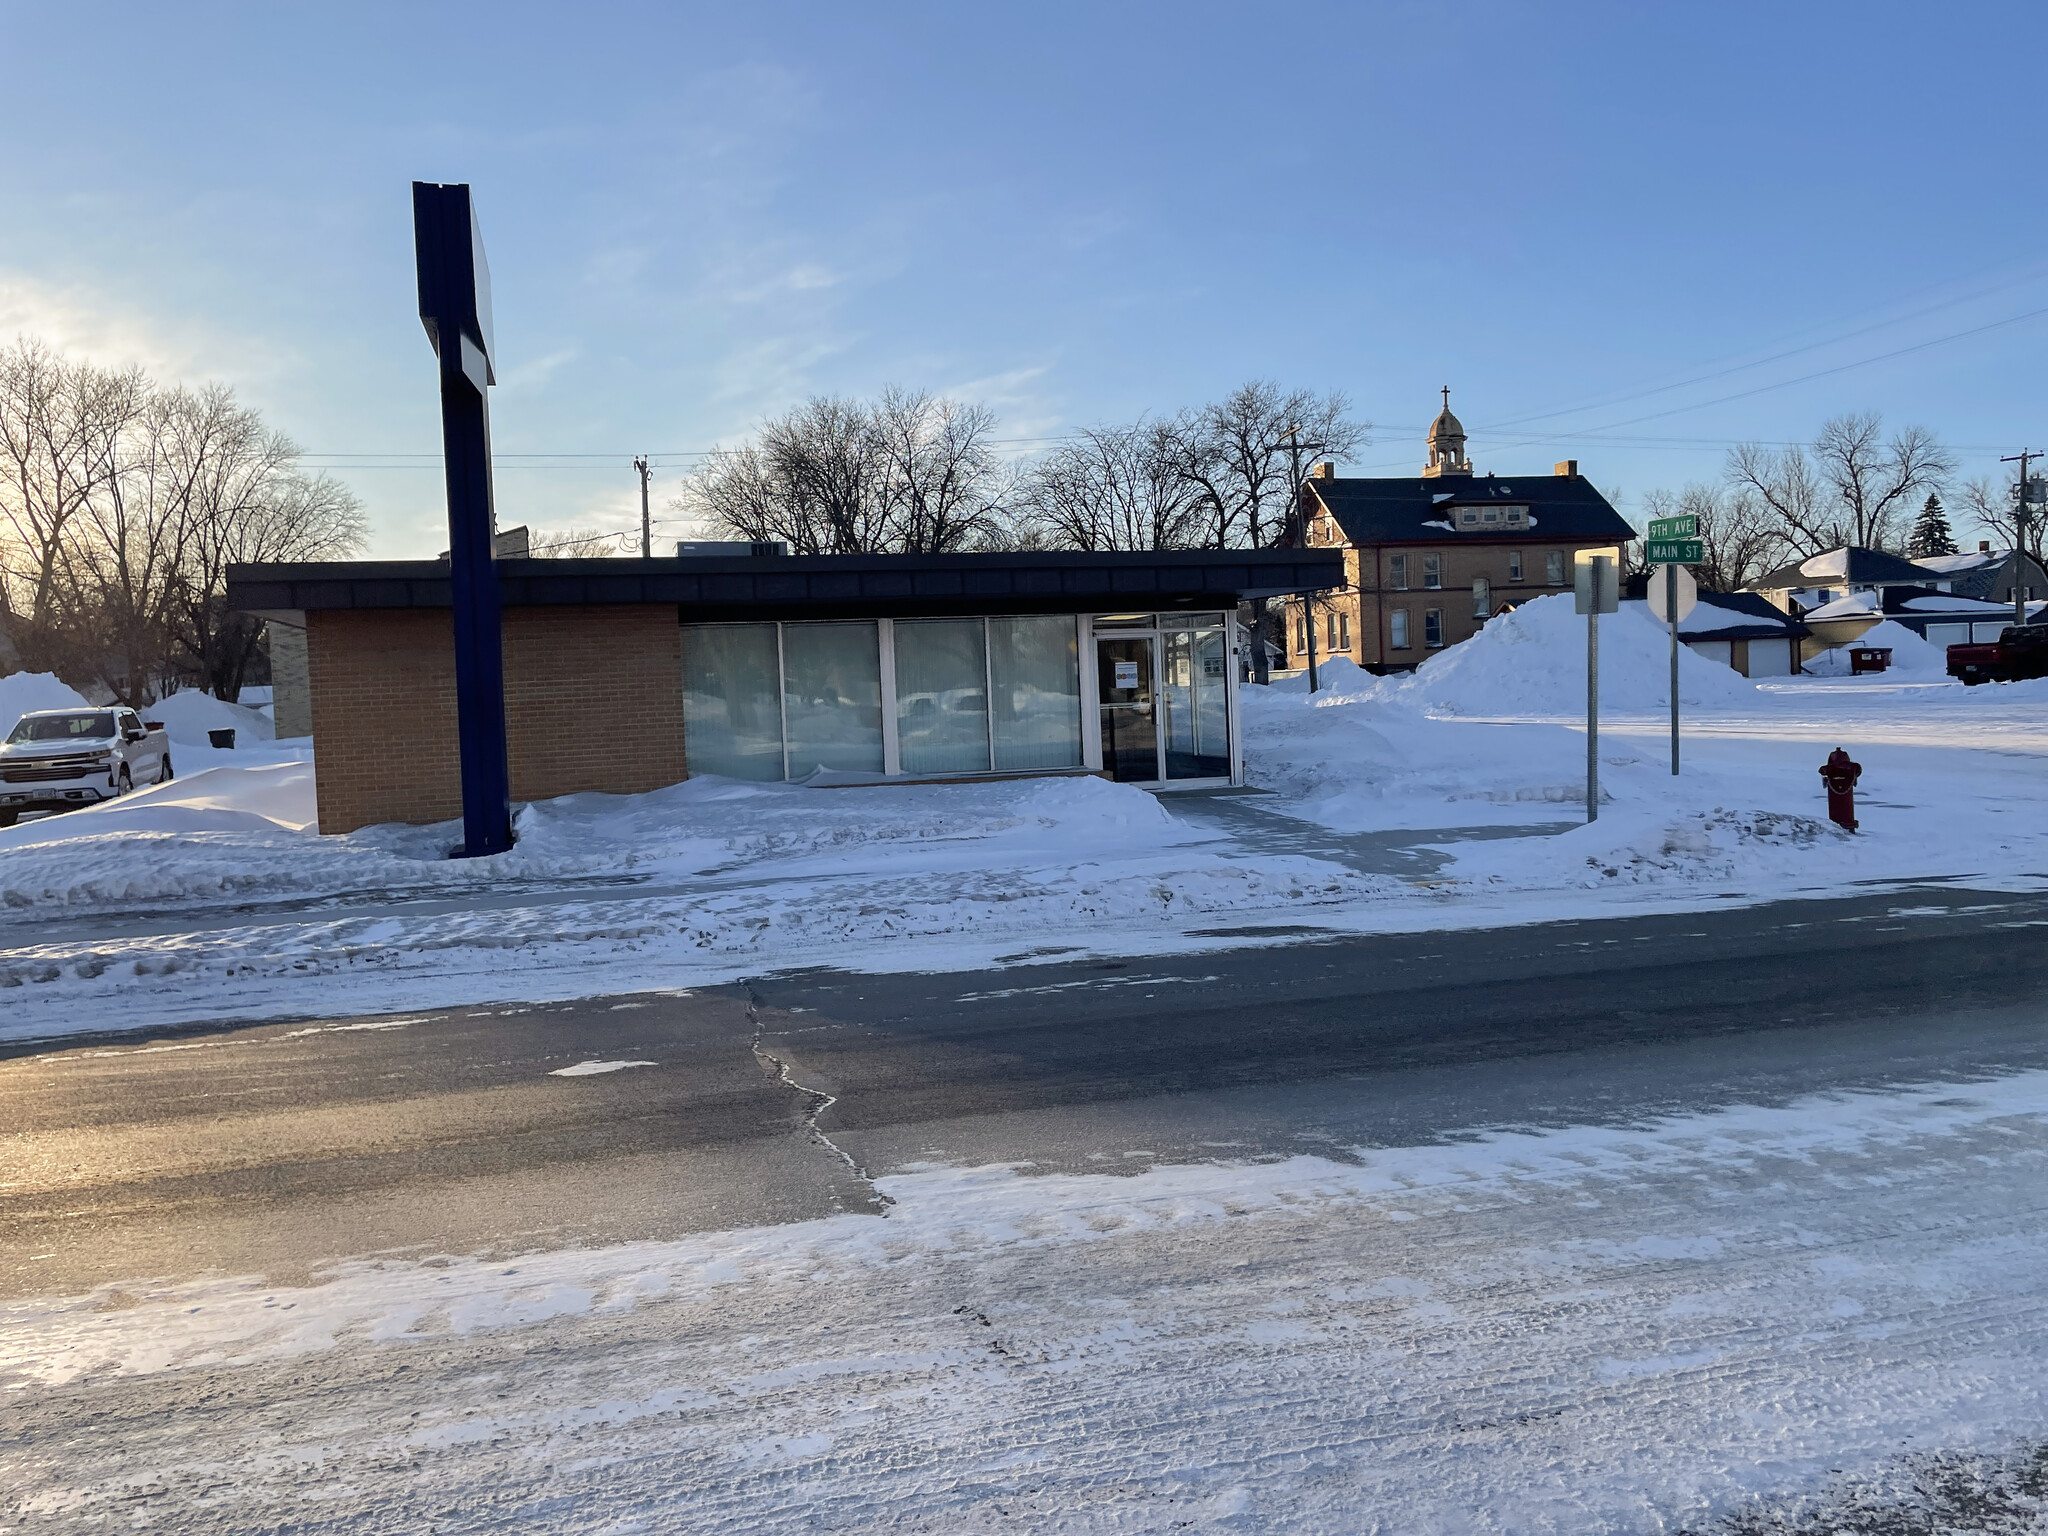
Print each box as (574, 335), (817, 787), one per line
(2001, 450), (2038, 628)
(634, 456), (652, 559)
(1277, 423), (1330, 692)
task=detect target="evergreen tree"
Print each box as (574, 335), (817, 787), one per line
(1907, 492), (1959, 558)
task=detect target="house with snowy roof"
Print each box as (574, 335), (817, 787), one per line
(1654, 591), (1808, 677)
(1285, 392), (1636, 673)
(1911, 544), (2047, 609)
(1800, 586), (2038, 655)
(1746, 546), (1947, 615)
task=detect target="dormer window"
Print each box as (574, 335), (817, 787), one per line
(1504, 507), (1526, 526)
(1458, 509), (1481, 528)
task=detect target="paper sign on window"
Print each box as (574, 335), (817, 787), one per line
(1114, 661), (1139, 689)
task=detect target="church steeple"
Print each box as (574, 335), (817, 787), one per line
(1422, 387), (1472, 478)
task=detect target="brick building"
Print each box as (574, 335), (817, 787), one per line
(231, 548), (1339, 834)
(1283, 394), (1635, 673)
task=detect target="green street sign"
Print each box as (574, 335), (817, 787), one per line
(1647, 514), (1699, 540)
(1646, 538), (1704, 564)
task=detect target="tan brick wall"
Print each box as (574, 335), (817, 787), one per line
(308, 609), (463, 833)
(306, 605), (686, 834)
(503, 606), (685, 804)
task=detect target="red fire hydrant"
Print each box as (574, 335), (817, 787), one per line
(1819, 747), (1862, 832)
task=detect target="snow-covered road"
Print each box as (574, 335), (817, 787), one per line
(8, 1070), (2048, 1533)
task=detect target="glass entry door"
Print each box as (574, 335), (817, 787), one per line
(1160, 625), (1230, 779)
(1096, 635), (1158, 783)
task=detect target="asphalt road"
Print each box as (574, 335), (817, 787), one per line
(6, 883), (2048, 1300)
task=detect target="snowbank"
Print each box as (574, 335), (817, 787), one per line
(0, 766), (1215, 912)
(1386, 594), (1759, 716)
(0, 671), (91, 731)
(148, 690), (276, 746)
(1800, 620), (1950, 678)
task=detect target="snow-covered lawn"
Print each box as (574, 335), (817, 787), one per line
(8, 1067), (2048, 1533)
(1, 593), (2044, 1039)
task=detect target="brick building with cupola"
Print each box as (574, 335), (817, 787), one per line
(1283, 392), (1636, 673)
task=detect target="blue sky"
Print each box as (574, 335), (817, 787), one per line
(3, 1), (2044, 555)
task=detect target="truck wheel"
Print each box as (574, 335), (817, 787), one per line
(158, 753), (174, 784)
(118, 766), (132, 796)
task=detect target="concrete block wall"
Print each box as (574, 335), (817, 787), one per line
(306, 605), (687, 834)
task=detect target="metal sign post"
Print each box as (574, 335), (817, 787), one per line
(1646, 517), (1701, 778)
(1574, 554), (1618, 822)
(413, 181), (513, 858)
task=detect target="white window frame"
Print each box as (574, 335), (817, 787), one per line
(1424, 608), (1444, 648)
(1390, 608), (1411, 650)
(1389, 553), (1410, 591)
(1508, 550), (1523, 583)
(1423, 553), (1442, 590)
(1472, 578), (1491, 619)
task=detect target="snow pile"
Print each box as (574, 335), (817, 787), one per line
(147, 689), (276, 746)
(0, 671), (91, 730)
(1239, 668), (1609, 830)
(0, 766), (1271, 917)
(1386, 594), (1759, 715)
(1800, 620), (1950, 678)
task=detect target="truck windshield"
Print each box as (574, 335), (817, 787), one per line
(8, 712), (116, 743)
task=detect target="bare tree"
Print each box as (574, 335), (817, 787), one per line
(529, 527), (635, 557)
(1640, 483), (1784, 592)
(872, 388), (1012, 553)
(682, 391), (1008, 555)
(1811, 413), (1954, 549)
(1727, 414), (1952, 556)
(1015, 420), (1210, 552)
(0, 340), (139, 669)
(1959, 471), (2047, 566)
(1182, 382), (1368, 551)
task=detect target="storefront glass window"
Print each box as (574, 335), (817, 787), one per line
(680, 622), (784, 781)
(989, 616), (1083, 770)
(782, 621), (884, 777)
(895, 618), (992, 775)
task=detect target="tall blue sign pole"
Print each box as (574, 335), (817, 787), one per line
(412, 181), (513, 857)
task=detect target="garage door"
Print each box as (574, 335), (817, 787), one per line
(1745, 638), (1793, 677)
(1686, 640), (1732, 667)
(1923, 623), (1970, 650)
(1973, 621), (2010, 642)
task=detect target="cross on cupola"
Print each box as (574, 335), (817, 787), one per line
(1422, 387), (1473, 479)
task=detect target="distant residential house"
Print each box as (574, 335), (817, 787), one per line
(1747, 546), (1947, 615)
(1285, 392), (1636, 673)
(1632, 591), (1808, 678)
(1911, 543), (2048, 608)
(1801, 586), (2036, 656)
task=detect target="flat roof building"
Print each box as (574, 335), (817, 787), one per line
(230, 547), (1342, 835)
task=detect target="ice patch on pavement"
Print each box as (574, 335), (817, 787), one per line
(549, 1060), (658, 1077)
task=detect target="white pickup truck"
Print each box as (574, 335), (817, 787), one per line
(0, 707), (172, 826)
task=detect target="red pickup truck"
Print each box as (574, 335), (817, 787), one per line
(1948, 625), (2048, 685)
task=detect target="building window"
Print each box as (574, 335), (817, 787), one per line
(1423, 553), (1442, 589)
(1508, 550), (1523, 583)
(1390, 554), (1409, 590)
(1459, 509), (1480, 528)
(1472, 578), (1491, 619)
(683, 615), (1083, 781)
(1295, 608), (1308, 654)
(1324, 608), (1351, 651)
(1390, 609), (1410, 649)
(1545, 551), (1564, 585)
(1424, 609), (1444, 648)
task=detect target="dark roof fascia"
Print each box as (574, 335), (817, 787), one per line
(227, 549), (1347, 619)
